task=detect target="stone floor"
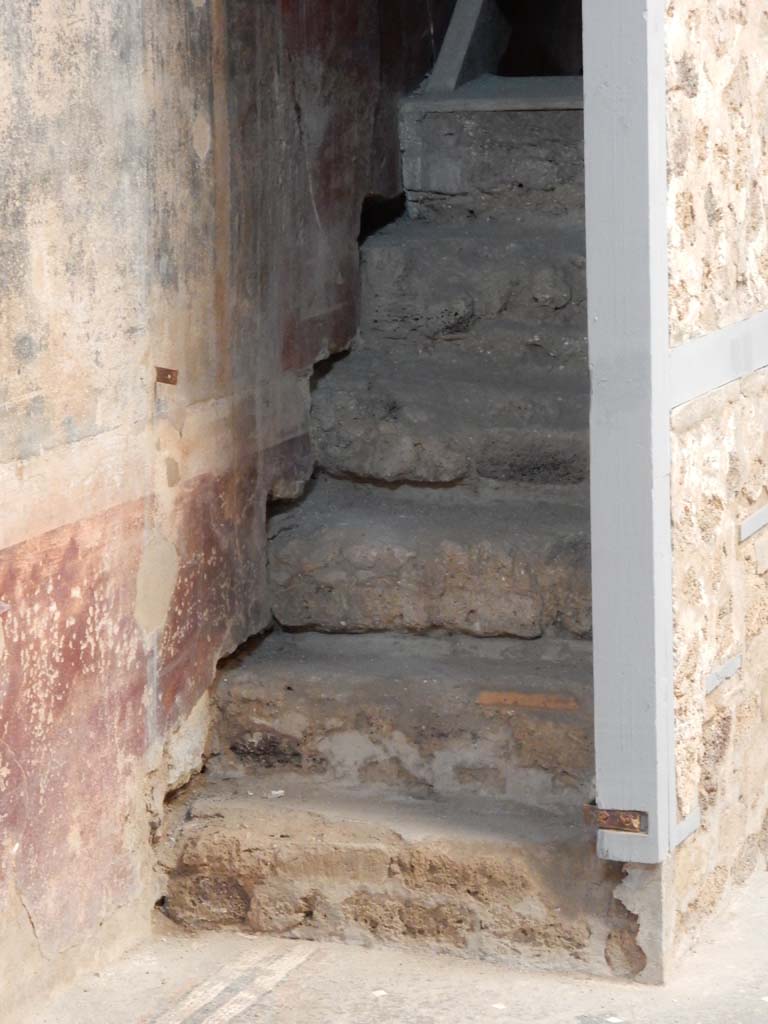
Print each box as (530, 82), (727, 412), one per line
(29, 868), (768, 1024)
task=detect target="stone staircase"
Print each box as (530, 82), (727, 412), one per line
(161, 83), (647, 979)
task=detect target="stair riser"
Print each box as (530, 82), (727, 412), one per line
(269, 525), (591, 639)
(354, 324), (590, 368)
(361, 237), (586, 342)
(402, 108), (584, 221)
(311, 409), (589, 485)
(310, 334), (589, 486)
(216, 689), (594, 804)
(165, 827), (625, 977)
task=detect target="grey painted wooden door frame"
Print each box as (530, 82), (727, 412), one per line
(584, 0), (701, 863)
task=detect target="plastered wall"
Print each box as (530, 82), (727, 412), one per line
(666, 0), (768, 345)
(0, 2), (451, 1016)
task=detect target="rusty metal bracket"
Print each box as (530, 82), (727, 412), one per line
(583, 804), (649, 835)
(155, 366), (179, 386)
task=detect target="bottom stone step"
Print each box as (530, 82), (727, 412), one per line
(161, 777), (645, 978)
(214, 630), (594, 806)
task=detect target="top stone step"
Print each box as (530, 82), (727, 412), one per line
(401, 77), (584, 222)
(411, 75), (584, 113)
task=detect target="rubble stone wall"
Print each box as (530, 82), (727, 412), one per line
(670, 370), (768, 956)
(666, 0), (768, 345)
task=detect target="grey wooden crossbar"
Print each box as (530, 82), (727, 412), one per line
(425, 0), (510, 94)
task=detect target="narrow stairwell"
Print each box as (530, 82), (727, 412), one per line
(161, 82), (648, 979)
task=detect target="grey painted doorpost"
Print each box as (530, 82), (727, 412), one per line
(584, 0), (695, 863)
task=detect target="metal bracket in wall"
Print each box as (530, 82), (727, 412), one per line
(583, 804), (649, 835)
(705, 654), (743, 695)
(155, 366), (179, 386)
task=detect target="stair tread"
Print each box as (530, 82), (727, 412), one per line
(224, 630), (592, 694)
(408, 75), (584, 113)
(358, 319), (588, 363)
(224, 629), (592, 702)
(175, 774), (587, 849)
(315, 342), (588, 429)
(270, 476), (589, 542)
(461, 318), (587, 353)
(363, 212), (585, 253)
(217, 630), (593, 805)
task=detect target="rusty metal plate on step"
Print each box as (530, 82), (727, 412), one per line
(583, 804), (648, 834)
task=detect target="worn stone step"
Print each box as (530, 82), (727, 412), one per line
(311, 341), (588, 484)
(214, 630), (594, 806)
(361, 217), (586, 342)
(356, 318), (588, 366)
(268, 478), (591, 638)
(161, 776), (642, 977)
(452, 318), (588, 365)
(401, 103), (584, 222)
